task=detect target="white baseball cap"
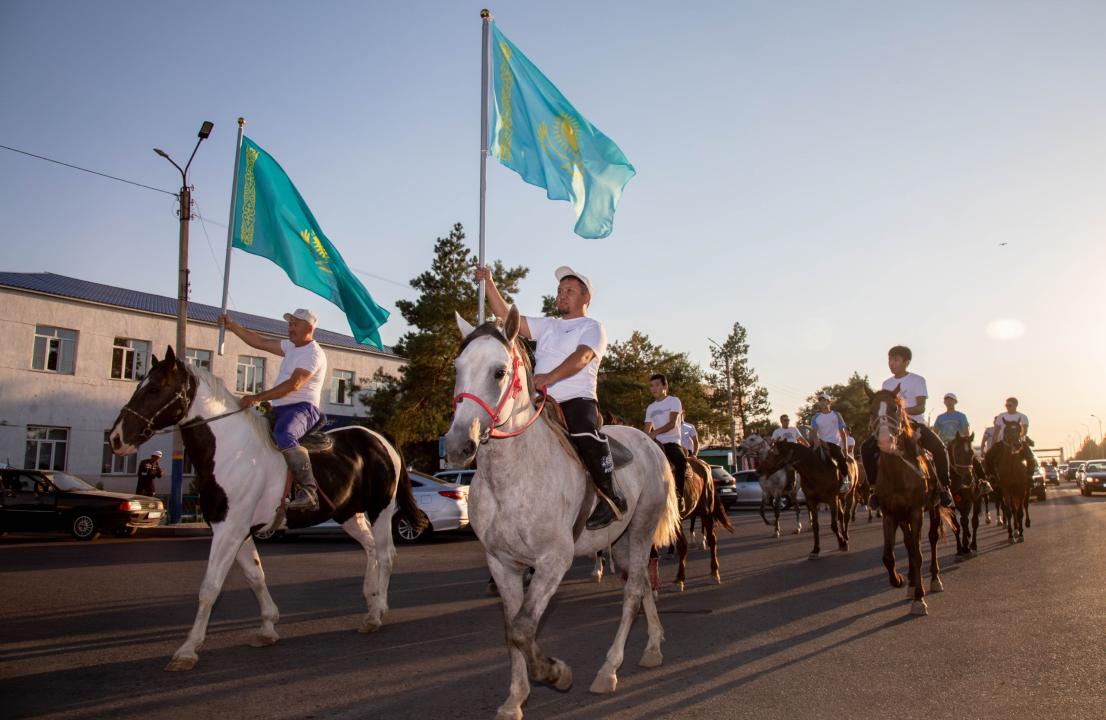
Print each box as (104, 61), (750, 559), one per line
(554, 266), (593, 296)
(944, 392), (958, 401)
(816, 392), (830, 400)
(283, 308), (318, 326)
(152, 450), (163, 458)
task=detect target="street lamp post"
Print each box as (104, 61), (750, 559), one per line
(708, 338), (737, 471)
(1092, 414), (1103, 440)
(154, 121), (213, 524)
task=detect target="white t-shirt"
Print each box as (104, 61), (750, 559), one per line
(771, 427), (803, 443)
(882, 372), (928, 423)
(811, 411), (846, 445)
(981, 426), (996, 452)
(525, 315), (607, 402)
(681, 422), (698, 452)
(994, 412), (1029, 440)
(846, 435), (856, 455)
(272, 339), (327, 408)
(645, 395), (683, 444)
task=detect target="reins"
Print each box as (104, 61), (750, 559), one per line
(121, 371), (249, 438)
(453, 344), (548, 441)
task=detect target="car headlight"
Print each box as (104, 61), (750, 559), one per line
(119, 500), (143, 511)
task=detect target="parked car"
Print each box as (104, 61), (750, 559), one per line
(0, 468), (164, 540)
(710, 466), (739, 508)
(1067, 461), (1086, 482)
(434, 468), (476, 486)
(1079, 460), (1106, 496)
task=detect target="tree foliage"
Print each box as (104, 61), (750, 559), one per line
(706, 322), (772, 439)
(361, 223), (527, 468)
(795, 372), (875, 443)
(1075, 436), (1106, 460)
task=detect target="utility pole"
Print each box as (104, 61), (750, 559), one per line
(708, 337), (737, 471)
(155, 121), (213, 523)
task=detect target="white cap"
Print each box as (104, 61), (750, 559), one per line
(816, 392), (830, 400)
(283, 308), (318, 326)
(152, 450), (163, 458)
(944, 392), (958, 401)
(554, 266), (593, 296)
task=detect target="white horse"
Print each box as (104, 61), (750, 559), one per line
(738, 434), (803, 537)
(445, 308), (680, 720)
(108, 348), (422, 671)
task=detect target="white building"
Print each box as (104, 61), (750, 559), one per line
(0, 272), (406, 494)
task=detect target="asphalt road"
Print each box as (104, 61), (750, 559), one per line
(3, 486), (1105, 720)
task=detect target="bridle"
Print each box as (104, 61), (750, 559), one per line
(453, 344), (548, 440)
(120, 375), (194, 443)
(869, 402), (907, 454)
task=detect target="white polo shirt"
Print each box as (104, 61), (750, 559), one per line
(882, 372), (928, 423)
(645, 395), (683, 444)
(771, 427), (803, 443)
(272, 339), (327, 408)
(994, 411), (1029, 440)
(526, 315), (607, 402)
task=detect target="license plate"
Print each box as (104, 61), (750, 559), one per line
(148, 511), (162, 519)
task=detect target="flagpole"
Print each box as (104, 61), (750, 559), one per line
(477, 8), (492, 324)
(218, 117), (245, 355)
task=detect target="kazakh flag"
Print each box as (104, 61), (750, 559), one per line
(488, 22), (635, 239)
(232, 137), (389, 349)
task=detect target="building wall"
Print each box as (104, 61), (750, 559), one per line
(0, 288), (405, 493)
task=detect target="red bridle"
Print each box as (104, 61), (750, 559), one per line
(452, 347), (548, 439)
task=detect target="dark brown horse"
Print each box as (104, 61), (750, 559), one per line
(946, 433), (985, 557)
(994, 420), (1031, 544)
(757, 440), (857, 560)
(867, 388), (952, 616)
(670, 453), (734, 590)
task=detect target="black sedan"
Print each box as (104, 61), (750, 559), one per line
(1079, 461), (1106, 496)
(0, 468), (164, 540)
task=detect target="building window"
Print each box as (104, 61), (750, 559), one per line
(111, 338), (150, 380)
(185, 348), (212, 371)
(236, 355), (265, 394)
(32, 325), (78, 374)
(102, 432), (138, 474)
(331, 370), (357, 405)
(25, 426), (69, 471)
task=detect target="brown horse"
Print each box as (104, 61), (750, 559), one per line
(947, 433), (985, 557)
(668, 453), (734, 590)
(994, 420), (1031, 544)
(867, 388), (952, 616)
(757, 440), (857, 560)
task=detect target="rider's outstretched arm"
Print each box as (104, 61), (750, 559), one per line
(476, 266), (531, 338)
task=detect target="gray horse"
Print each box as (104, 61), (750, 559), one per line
(738, 434), (803, 537)
(445, 307), (679, 720)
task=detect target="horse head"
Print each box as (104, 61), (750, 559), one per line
(947, 432), (975, 469)
(445, 305), (535, 467)
(1002, 419), (1023, 449)
(737, 433), (768, 460)
(108, 346), (196, 456)
(758, 440), (795, 477)
(868, 386), (910, 455)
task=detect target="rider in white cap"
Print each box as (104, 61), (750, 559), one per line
(219, 308), (328, 511)
(476, 264), (623, 530)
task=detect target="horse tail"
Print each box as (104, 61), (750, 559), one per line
(396, 464), (428, 533)
(937, 505), (957, 538)
(712, 489), (735, 533)
(653, 459), (681, 549)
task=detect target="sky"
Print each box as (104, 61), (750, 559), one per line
(2, 1), (1104, 456)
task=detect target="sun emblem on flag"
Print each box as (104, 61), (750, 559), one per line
(538, 113), (584, 174)
(299, 228), (333, 274)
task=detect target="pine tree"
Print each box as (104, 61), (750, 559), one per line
(707, 322), (772, 439)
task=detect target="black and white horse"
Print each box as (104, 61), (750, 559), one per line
(108, 347), (422, 671)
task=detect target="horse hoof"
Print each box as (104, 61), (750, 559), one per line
(639, 646), (663, 667)
(495, 708), (523, 720)
(589, 673), (617, 694)
(674, 581), (685, 592)
(930, 578), (945, 593)
(837, 543), (848, 552)
(910, 600), (928, 616)
(550, 658), (573, 691)
(249, 632), (279, 647)
(591, 570), (603, 583)
(808, 552), (819, 561)
(359, 619), (382, 634)
(1008, 538), (1015, 545)
(774, 530), (781, 539)
(165, 655), (197, 672)
(712, 571), (721, 584)
(1017, 536), (1025, 544)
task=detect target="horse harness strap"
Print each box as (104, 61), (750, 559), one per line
(121, 379), (194, 440)
(453, 347), (549, 440)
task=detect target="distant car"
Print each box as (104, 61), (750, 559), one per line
(1043, 465), (1060, 486)
(709, 466), (739, 508)
(1058, 464), (1069, 481)
(255, 470), (470, 543)
(1068, 461), (1086, 482)
(1079, 460), (1106, 496)
(1030, 464), (1046, 502)
(434, 469), (476, 486)
(0, 468), (164, 540)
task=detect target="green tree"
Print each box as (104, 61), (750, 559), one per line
(707, 322), (772, 439)
(361, 222), (527, 469)
(795, 372), (875, 443)
(597, 331), (722, 438)
(1075, 436), (1103, 460)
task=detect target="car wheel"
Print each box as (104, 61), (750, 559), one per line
(70, 514), (99, 541)
(393, 512), (430, 544)
(252, 527), (286, 542)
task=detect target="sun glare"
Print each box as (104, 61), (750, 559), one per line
(986, 318), (1026, 341)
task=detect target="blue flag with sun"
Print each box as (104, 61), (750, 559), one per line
(488, 22), (635, 239)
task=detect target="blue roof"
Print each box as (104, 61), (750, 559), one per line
(0, 271), (399, 358)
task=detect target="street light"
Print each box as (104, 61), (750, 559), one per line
(1092, 414), (1103, 439)
(707, 337), (737, 471)
(154, 120), (214, 524)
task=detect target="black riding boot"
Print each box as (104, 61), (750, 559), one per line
(282, 446), (319, 512)
(575, 436), (626, 531)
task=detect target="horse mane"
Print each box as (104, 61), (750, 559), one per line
(187, 365), (274, 446)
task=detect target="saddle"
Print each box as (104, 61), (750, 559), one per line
(264, 410), (334, 453)
(544, 397), (633, 469)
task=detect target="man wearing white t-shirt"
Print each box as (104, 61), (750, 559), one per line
(984, 397), (1034, 477)
(476, 264), (623, 530)
(219, 308), (328, 511)
(644, 374), (687, 502)
(860, 345), (953, 509)
(810, 393), (851, 493)
(771, 414), (807, 495)
(681, 420), (700, 455)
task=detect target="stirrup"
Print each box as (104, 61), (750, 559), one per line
(287, 485), (319, 512)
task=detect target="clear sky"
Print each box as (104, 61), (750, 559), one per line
(2, 1), (1104, 455)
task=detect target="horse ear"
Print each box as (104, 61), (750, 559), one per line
(164, 346), (176, 365)
(891, 383), (901, 396)
(455, 311), (476, 339)
(504, 305), (521, 343)
(151, 354), (159, 367)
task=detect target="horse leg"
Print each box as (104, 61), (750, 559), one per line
(970, 498), (980, 554)
(704, 512), (720, 583)
(759, 494), (771, 526)
(592, 552), (605, 582)
(929, 508), (944, 593)
(773, 495), (782, 538)
(808, 501), (821, 560)
(593, 535), (650, 693)
(984, 493), (992, 524)
(166, 524), (247, 671)
(1023, 488), (1031, 529)
(487, 556), (530, 720)
(794, 499), (803, 534)
(907, 511), (927, 615)
(341, 510), (388, 633)
(234, 537), (280, 647)
(838, 495), (850, 550)
(673, 523), (688, 591)
(882, 515), (903, 587)
(506, 551), (575, 695)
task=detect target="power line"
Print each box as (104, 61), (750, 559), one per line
(0, 143), (177, 196)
